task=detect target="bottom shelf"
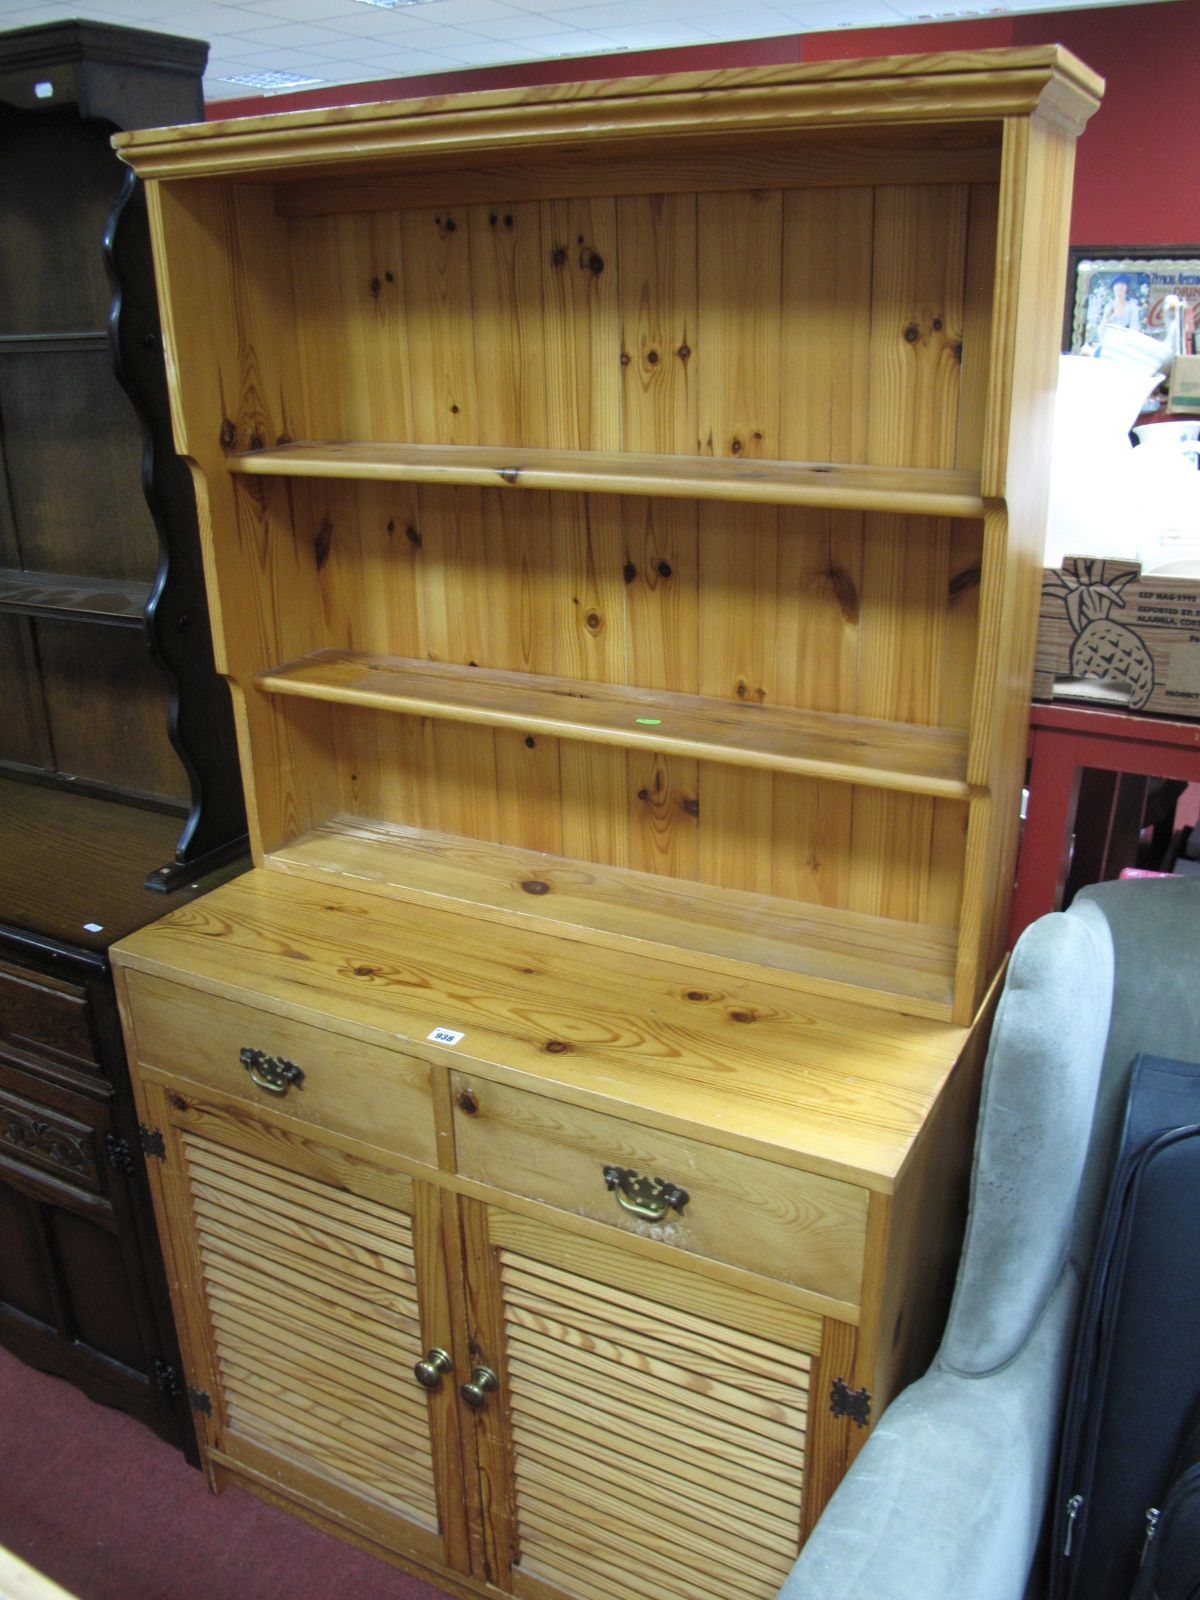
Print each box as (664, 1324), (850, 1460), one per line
(266, 815), (956, 1019)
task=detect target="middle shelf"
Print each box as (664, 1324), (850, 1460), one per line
(255, 650), (971, 799)
(226, 441), (987, 518)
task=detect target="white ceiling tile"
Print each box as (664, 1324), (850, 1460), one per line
(211, 42), (339, 69)
(590, 17), (721, 39)
(319, 25), (487, 56)
(223, 0), (361, 18)
(770, 0), (892, 17)
(422, 34), (558, 58)
(542, 2), (655, 28)
(707, 9), (804, 33)
(491, 25), (615, 50)
(216, 19), (356, 44)
(414, 0), (535, 21)
(460, 10), (576, 37)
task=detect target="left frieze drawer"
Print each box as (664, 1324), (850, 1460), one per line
(122, 968), (438, 1168)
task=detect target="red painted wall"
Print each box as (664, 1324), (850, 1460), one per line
(209, 1), (1199, 248)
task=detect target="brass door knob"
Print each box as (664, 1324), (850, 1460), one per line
(460, 1366), (498, 1410)
(413, 1348), (453, 1390)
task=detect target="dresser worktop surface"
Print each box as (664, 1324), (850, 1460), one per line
(111, 866), (975, 1190)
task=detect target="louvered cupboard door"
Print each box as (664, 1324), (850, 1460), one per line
(461, 1202), (855, 1600)
(137, 1078), (471, 1575)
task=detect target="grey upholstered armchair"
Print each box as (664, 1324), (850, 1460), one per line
(780, 878), (1200, 1600)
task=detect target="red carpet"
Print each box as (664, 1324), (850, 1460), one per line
(0, 1345), (453, 1600)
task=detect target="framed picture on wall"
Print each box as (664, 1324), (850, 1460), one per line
(1064, 247), (1200, 353)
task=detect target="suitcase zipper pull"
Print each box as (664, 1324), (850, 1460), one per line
(1064, 1494), (1084, 1557)
(1139, 1506), (1160, 1566)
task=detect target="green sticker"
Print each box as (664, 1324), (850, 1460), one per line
(635, 717), (663, 726)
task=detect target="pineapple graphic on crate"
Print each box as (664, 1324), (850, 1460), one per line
(1045, 558), (1157, 709)
(1034, 556), (1200, 718)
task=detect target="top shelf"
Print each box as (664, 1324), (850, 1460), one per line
(226, 442), (987, 519)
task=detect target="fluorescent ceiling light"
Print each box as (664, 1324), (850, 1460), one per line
(217, 70), (328, 89)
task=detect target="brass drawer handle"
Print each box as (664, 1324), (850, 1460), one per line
(460, 1366), (498, 1411)
(603, 1165), (689, 1222)
(413, 1348), (453, 1391)
(239, 1047), (304, 1097)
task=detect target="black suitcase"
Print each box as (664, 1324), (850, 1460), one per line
(1132, 1401), (1200, 1600)
(1048, 1054), (1200, 1600)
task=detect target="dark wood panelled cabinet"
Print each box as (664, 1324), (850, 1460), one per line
(0, 22), (245, 1451)
(0, 20), (245, 883)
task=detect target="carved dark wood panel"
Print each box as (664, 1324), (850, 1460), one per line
(0, 1087), (100, 1190)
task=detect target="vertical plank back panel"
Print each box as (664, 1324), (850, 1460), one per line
(867, 185), (969, 471)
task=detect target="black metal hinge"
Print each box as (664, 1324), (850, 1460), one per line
(104, 1134), (135, 1174)
(187, 1386), (212, 1416)
(138, 1124), (166, 1160)
(153, 1360), (183, 1399)
(830, 1377), (872, 1429)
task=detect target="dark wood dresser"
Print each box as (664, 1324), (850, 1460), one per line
(0, 784), (243, 1451)
(0, 22), (245, 1450)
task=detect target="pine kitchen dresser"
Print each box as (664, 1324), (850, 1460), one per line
(109, 47), (1101, 1600)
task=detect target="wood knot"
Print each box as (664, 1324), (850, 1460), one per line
(369, 276), (381, 299)
(623, 562), (637, 584)
(677, 344), (691, 361)
(685, 990), (710, 1002)
(637, 787), (650, 801)
(584, 250), (604, 275)
(406, 524), (422, 546)
(219, 418), (236, 450)
(730, 1009), (757, 1023)
(524, 735), (536, 748)
(656, 561), (672, 578)
(456, 1089), (479, 1116)
(932, 317), (943, 332)
(313, 517), (333, 571)
(949, 564), (982, 600)
(545, 1040), (571, 1054)
(680, 796), (700, 818)
(585, 610), (601, 631)
(168, 1092), (189, 1111)
(521, 879), (551, 895)
(646, 349), (659, 365)
(353, 964), (378, 977)
(730, 437), (743, 454)
(824, 566), (860, 625)
(620, 351), (631, 366)
(903, 323), (921, 344)
(499, 468), (520, 484)
(551, 246), (568, 267)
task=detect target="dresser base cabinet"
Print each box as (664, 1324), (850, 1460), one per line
(113, 865), (995, 1600)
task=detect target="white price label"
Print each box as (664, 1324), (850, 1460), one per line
(427, 1027), (465, 1046)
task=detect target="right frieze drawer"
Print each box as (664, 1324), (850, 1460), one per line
(450, 1071), (868, 1306)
